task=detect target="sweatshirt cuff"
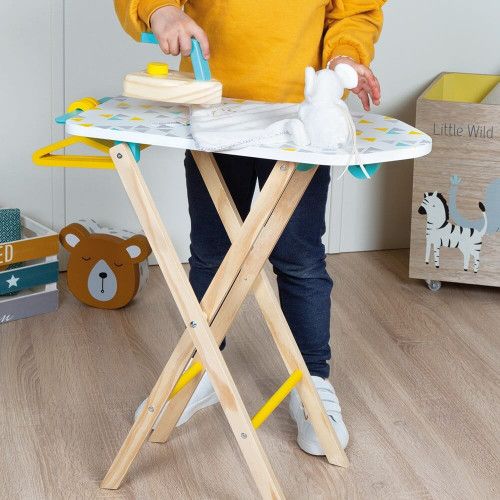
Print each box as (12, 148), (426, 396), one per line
(138, 0), (181, 28)
(327, 44), (361, 66)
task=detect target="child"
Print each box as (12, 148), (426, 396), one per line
(115, 0), (384, 454)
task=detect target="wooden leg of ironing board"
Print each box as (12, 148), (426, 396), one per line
(149, 156), (295, 443)
(150, 151), (349, 467)
(102, 144), (288, 498)
(196, 152), (349, 467)
(149, 156), (310, 445)
(151, 152), (349, 467)
(101, 328), (195, 489)
(149, 374), (201, 444)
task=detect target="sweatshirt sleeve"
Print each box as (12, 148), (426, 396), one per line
(113, 0), (182, 41)
(323, 0), (385, 67)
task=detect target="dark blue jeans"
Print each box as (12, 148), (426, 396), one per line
(185, 151), (333, 378)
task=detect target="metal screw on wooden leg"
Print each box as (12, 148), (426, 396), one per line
(148, 406), (154, 413)
(117, 153), (123, 159)
(241, 432), (247, 439)
(280, 165), (286, 171)
(190, 320), (197, 328)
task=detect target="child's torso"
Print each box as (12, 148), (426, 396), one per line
(180, 0), (330, 103)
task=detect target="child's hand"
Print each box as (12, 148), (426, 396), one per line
(328, 57), (380, 112)
(150, 6), (210, 59)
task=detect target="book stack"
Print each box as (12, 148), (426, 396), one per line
(0, 209), (59, 325)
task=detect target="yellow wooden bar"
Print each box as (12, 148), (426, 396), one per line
(168, 361), (203, 400)
(251, 370), (302, 429)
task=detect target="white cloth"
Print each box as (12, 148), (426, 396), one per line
(190, 93), (370, 179)
(189, 100), (308, 151)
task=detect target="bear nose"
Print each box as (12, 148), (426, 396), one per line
(99, 272), (107, 279)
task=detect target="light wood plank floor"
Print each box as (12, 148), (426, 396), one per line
(0, 250), (498, 499)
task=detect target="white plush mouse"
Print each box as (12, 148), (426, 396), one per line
(298, 64), (358, 149)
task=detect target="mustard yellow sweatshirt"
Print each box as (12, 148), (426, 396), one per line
(114, 0), (385, 103)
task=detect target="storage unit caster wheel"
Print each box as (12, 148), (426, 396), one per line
(425, 279), (441, 292)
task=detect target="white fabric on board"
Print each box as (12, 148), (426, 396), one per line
(189, 99), (369, 178)
(189, 100), (309, 151)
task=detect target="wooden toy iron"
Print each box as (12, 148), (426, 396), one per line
(123, 34), (222, 105)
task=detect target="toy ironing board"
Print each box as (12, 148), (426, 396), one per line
(33, 35), (432, 499)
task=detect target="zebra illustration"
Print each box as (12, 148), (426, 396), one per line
(418, 192), (487, 273)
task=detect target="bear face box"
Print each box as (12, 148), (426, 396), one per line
(60, 223), (151, 309)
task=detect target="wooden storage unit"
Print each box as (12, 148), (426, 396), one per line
(0, 216), (59, 324)
(410, 72), (500, 288)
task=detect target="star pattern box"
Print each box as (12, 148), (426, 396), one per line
(0, 215), (59, 325)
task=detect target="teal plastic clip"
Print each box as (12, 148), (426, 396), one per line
(297, 162), (382, 178)
(55, 97), (111, 124)
(348, 163), (381, 179)
(140, 32), (211, 81)
(115, 141), (141, 162)
(296, 163), (316, 172)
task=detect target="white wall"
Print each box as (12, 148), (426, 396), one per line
(332, 0), (500, 252)
(1, 0), (499, 258)
(0, 0), (64, 230)
(63, 1), (191, 262)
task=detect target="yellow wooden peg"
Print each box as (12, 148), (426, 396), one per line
(147, 62), (169, 77)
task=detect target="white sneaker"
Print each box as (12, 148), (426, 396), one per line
(289, 375), (349, 454)
(134, 371), (219, 429)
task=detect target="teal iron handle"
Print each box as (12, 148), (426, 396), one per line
(140, 32), (211, 81)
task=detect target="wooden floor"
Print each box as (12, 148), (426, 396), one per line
(0, 250), (498, 499)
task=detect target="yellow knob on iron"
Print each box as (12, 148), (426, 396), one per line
(147, 62), (169, 76)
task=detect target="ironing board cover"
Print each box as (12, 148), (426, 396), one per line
(66, 96), (432, 166)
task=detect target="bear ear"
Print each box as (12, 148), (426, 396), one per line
(304, 66), (317, 98)
(59, 223), (90, 252)
(333, 63), (358, 90)
(123, 234), (152, 264)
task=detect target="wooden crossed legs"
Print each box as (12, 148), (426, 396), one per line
(101, 144), (349, 499)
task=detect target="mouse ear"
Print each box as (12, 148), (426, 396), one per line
(59, 223), (90, 252)
(123, 234), (152, 264)
(333, 63), (358, 90)
(304, 66), (317, 98)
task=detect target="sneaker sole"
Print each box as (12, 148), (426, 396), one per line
(291, 409), (349, 454)
(176, 391), (219, 427)
(290, 411), (325, 456)
(134, 392), (219, 430)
